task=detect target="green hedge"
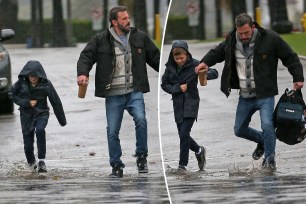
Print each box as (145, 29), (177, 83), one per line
(9, 19), (98, 44)
(164, 15), (193, 43)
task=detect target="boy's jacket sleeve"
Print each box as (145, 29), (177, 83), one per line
(8, 80), (31, 108)
(207, 68), (219, 80)
(47, 81), (67, 126)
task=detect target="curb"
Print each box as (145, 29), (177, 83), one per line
(299, 55), (306, 61)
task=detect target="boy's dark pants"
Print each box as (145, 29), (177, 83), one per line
(23, 119), (48, 164)
(176, 117), (200, 166)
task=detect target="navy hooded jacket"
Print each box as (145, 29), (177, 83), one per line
(161, 40), (218, 123)
(9, 61), (66, 134)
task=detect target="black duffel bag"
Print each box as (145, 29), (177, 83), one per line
(273, 89), (306, 145)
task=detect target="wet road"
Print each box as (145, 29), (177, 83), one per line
(0, 44), (169, 203)
(160, 42), (306, 203)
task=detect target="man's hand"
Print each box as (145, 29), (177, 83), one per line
(77, 75), (89, 86)
(180, 84), (187, 92)
(30, 100), (37, 107)
(195, 62), (208, 74)
(293, 82), (304, 90)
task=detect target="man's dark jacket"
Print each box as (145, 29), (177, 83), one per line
(77, 27), (160, 98)
(201, 22), (304, 99)
(9, 60), (66, 135)
(161, 40), (218, 123)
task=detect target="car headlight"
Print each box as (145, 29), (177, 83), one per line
(0, 78), (8, 87)
(0, 51), (6, 60)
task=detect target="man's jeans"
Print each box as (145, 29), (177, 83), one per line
(23, 118), (48, 164)
(105, 92), (148, 167)
(234, 96), (276, 160)
(176, 117), (200, 166)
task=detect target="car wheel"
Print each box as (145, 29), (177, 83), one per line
(0, 93), (14, 114)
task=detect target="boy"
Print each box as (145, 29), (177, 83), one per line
(9, 60), (67, 173)
(161, 40), (218, 170)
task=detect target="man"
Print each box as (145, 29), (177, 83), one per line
(77, 6), (160, 178)
(195, 13), (304, 171)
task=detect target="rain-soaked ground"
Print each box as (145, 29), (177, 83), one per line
(0, 44), (169, 203)
(160, 42), (306, 203)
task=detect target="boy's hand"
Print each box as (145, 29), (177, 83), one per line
(180, 84), (187, 92)
(77, 75), (89, 86)
(30, 100), (37, 107)
(195, 62), (208, 74)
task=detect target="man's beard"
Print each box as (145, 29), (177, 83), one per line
(241, 38), (251, 45)
(118, 23), (130, 34)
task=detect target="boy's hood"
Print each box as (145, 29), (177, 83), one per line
(167, 40), (193, 66)
(18, 60), (47, 79)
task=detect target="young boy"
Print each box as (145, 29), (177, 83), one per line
(161, 40), (218, 170)
(9, 60), (67, 173)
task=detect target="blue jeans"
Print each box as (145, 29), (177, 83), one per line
(234, 96), (276, 160)
(176, 117), (200, 166)
(23, 118), (48, 164)
(105, 92), (148, 167)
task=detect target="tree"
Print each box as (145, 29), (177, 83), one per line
(231, 0), (246, 28)
(0, 0), (18, 31)
(30, 0), (44, 48)
(268, 0), (292, 33)
(133, 0), (148, 33)
(52, 0), (68, 47)
(103, 0), (108, 30)
(198, 0), (205, 40)
(215, 0), (222, 38)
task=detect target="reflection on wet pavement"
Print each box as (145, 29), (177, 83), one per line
(166, 164), (306, 203)
(0, 161), (169, 203)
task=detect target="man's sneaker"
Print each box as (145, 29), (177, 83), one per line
(136, 155), (149, 173)
(109, 164), (123, 178)
(195, 146), (206, 170)
(28, 162), (37, 171)
(38, 161), (47, 173)
(252, 143), (264, 160)
(262, 158), (277, 171)
(178, 165), (187, 171)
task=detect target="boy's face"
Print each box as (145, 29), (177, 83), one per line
(173, 53), (188, 68)
(28, 75), (39, 84)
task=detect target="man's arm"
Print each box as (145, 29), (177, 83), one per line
(144, 35), (160, 72)
(275, 34), (304, 89)
(195, 40), (227, 73)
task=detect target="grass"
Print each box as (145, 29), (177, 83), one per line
(280, 32), (306, 56)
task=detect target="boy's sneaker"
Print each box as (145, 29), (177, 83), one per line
(178, 165), (187, 171)
(28, 162), (37, 171)
(252, 143), (264, 160)
(195, 146), (206, 170)
(38, 161), (47, 173)
(109, 164), (123, 178)
(136, 155), (149, 173)
(262, 158), (277, 171)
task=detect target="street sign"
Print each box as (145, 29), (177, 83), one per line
(186, 1), (200, 26)
(91, 7), (103, 30)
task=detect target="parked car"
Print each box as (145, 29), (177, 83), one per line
(0, 29), (15, 114)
